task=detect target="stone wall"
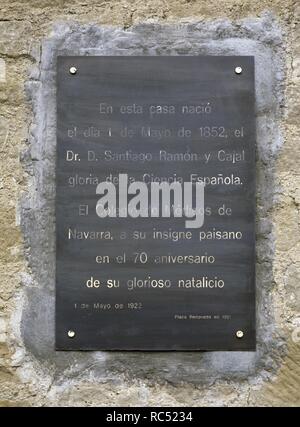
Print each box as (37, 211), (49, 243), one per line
(0, 0), (299, 407)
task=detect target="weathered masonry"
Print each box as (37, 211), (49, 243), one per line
(0, 1), (299, 407)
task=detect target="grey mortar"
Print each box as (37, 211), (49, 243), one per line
(19, 12), (286, 385)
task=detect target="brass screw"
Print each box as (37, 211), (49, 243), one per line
(69, 66), (77, 75)
(235, 66), (242, 75)
(236, 330), (244, 339)
(68, 330), (75, 338)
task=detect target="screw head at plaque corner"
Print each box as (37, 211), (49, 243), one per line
(236, 330), (244, 339)
(235, 66), (243, 75)
(69, 66), (77, 75)
(67, 330), (76, 338)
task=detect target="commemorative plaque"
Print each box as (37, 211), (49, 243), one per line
(56, 56), (256, 350)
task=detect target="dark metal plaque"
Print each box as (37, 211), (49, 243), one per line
(56, 56), (256, 351)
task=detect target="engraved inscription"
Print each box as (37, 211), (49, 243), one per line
(56, 56), (256, 350)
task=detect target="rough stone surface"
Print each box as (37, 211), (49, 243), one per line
(0, 0), (299, 407)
